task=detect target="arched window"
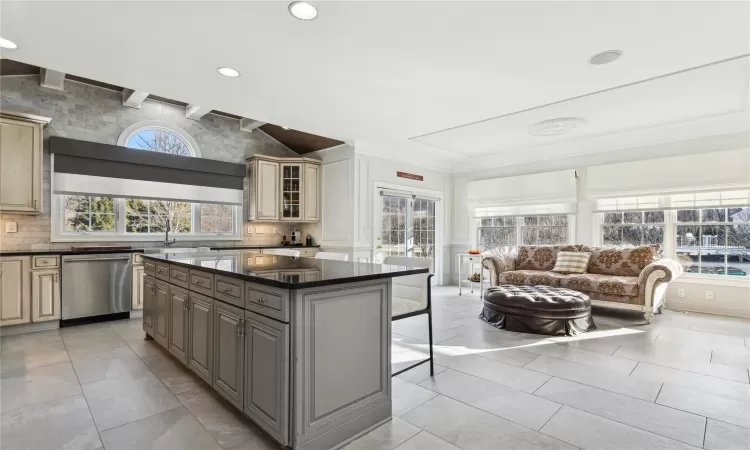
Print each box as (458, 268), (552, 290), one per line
(55, 121), (238, 241)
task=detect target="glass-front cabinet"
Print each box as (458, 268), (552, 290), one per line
(281, 163), (302, 221)
(246, 156), (321, 222)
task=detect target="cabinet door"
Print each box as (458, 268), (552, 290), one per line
(168, 286), (189, 364)
(280, 163), (302, 221)
(302, 163), (320, 222)
(154, 280), (170, 348)
(244, 310), (289, 445)
(132, 266), (145, 310)
(257, 160), (279, 220)
(0, 117), (42, 214)
(213, 301), (244, 409)
(142, 276), (155, 336)
(0, 257), (31, 326)
(188, 292), (214, 384)
(31, 270), (60, 322)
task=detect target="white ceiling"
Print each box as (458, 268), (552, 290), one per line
(1, 1), (749, 172)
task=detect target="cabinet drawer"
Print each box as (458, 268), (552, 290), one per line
(154, 261), (170, 281)
(461, 255), (481, 263)
(245, 283), (289, 322)
(215, 275), (244, 308)
(189, 269), (214, 296)
(170, 265), (189, 288)
(32, 255), (59, 269)
(144, 261), (156, 276)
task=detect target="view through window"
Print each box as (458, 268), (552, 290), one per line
(478, 215), (568, 253)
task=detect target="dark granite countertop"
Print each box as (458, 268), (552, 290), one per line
(141, 251), (429, 289)
(0, 244), (321, 257)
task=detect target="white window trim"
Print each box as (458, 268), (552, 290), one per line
(117, 120), (202, 157)
(475, 214), (574, 252)
(51, 195), (242, 242)
(592, 197), (750, 284)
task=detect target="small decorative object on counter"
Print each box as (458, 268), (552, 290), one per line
(468, 249), (481, 255)
(282, 235), (287, 245)
(306, 235), (313, 246)
(468, 273), (481, 282)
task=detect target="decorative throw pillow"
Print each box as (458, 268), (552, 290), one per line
(551, 251), (591, 274)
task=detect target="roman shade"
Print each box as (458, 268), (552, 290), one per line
(467, 170), (577, 207)
(50, 136), (245, 204)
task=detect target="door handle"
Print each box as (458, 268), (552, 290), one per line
(237, 318), (245, 337)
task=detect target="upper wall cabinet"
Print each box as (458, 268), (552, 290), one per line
(246, 156), (321, 222)
(0, 111), (51, 214)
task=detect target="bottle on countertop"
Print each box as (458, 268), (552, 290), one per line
(306, 235), (313, 247)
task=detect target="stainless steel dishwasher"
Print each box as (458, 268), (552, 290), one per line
(61, 253), (132, 325)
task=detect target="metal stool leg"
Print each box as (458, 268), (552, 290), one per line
(427, 306), (434, 376)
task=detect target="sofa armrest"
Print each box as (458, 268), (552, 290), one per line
(638, 258), (684, 309)
(638, 258), (683, 286)
(482, 255), (515, 286)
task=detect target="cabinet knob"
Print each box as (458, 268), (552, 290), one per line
(258, 297), (265, 304)
(222, 287), (230, 292)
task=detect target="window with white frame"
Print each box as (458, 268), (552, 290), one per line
(55, 123), (240, 241)
(596, 191), (750, 278)
(478, 215), (569, 253)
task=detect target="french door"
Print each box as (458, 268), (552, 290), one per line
(379, 193), (437, 261)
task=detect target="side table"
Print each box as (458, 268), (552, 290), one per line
(457, 253), (487, 296)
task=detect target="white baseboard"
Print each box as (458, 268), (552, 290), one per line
(666, 300), (750, 319)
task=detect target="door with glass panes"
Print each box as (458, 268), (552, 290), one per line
(378, 193), (437, 265)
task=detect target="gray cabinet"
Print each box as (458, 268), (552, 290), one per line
(154, 280), (170, 348)
(0, 256), (31, 326)
(0, 112), (49, 214)
(142, 276), (155, 336)
(244, 310), (289, 445)
(168, 285), (189, 365)
(188, 292), (213, 384)
(213, 301), (245, 409)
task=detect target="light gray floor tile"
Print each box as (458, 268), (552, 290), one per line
(143, 354), (203, 394)
(550, 328), (659, 356)
(0, 394), (102, 450)
(419, 369), (561, 430)
(614, 345), (749, 383)
(392, 378), (438, 417)
(177, 386), (256, 448)
(525, 355), (663, 401)
(711, 345), (750, 369)
(401, 395), (575, 450)
(392, 318), (462, 343)
(99, 406), (223, 450)
(392, 334), (433, 375)
(616, 339), (713, 362)
(82, 372), (181, 431)
(540, 406), (699, 450)
(436, 333), (540, 367)
(630, 362), (750, 400)
(522, 341), (638, 374)
(0, 361), (82, 413)
(704, 419), (750, 450)
(656, 382), (750, 428)
(655, 327), (745, 348)
(62, 327), (127, 354)
(0, 329), (63, 353)
(535, 378), (706, 446)
(394, 431), (461, 450)
(125, 337), (165, 359)
(689, 318), (750, 338)
(0, 340), (70, 373)
(344, 416), (421, 450)
(70, 345), (151, 384)
(395, 363), (446, 385)
(434, 353), (550, 393)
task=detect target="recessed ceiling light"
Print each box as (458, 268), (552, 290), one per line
(528, 118), (586, 137)
(588, 50), (623, 65)
(288, 1), (318, 20)
(0, 37), (18, 49)
(216, 67), (241, 78)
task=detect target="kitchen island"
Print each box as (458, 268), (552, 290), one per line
(140, 251), (429, 450)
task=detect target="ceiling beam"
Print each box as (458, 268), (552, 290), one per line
(122, 89), (149, 109)
(239, 118), (266, 132)
(39, 68), (65, 90)
(185, 104), (210, 120)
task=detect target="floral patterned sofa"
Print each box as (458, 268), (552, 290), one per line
(481, 244), (683, 322)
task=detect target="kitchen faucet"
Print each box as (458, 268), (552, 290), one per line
(164, 218), (176, 247)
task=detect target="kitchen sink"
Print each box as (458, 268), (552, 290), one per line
(143, 247), (212, 254)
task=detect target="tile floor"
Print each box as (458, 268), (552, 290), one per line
(1, 286), (748, 450)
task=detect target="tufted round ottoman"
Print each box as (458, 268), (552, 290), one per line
(480, 285), (596, 336)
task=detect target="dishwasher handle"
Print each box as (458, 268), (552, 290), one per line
(63, 255), (132, 263)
